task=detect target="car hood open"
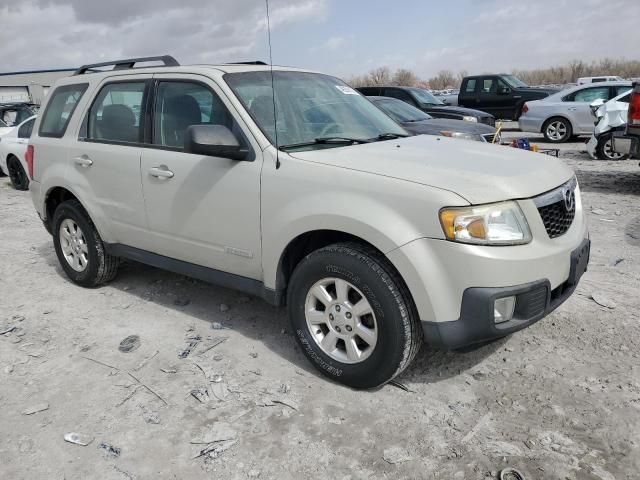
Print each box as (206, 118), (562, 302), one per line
(288, 134), (574, 205)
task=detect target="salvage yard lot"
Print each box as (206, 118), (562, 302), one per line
(1, 145), (639, 479)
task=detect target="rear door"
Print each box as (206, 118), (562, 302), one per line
(139, 74), (263, 279)
(67, 76), (152, 250)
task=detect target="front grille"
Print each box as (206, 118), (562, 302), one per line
(482, 133), (501, 144)
(533, 177), (577, 239)
(514, 285), (548, 319)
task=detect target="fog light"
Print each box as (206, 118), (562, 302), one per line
(494, 296), (516, 324)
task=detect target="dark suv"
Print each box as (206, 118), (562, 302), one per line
(357, 86), (495, 126)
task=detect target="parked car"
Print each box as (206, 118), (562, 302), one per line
(458, 74), (558, 120)
(518, 81), (632, 142)
(356, 86), (495, 126)
(0, 102), (38, 128)
(586, 89), (633, 160)
(370, 96), (499, 143)
(577, 76), (624, 85)
(0, 115), (35, 189)
(28, 56), (589, 389)
(612, 83), (640, 158)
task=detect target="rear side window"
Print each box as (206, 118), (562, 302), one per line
(465, 79), (477, 93)
(18, 118), (35, 139)
(572, 87), (609, 103)
(39, 84), (88, 138)
(88, 82), (146, 144)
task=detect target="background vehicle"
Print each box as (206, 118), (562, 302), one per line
(29, 56), (588, 389)
(0, 115), (35, 189)
(519, 81), (632, 143)
(587, 89), (633, 160)
(612, 83), (640, 158)
(458, 74), (558, 120)
(370, 96), (498, 142)
(0, 102), (38, 127)
(357, 86), (494, 125)
(577, 76), (624, 85)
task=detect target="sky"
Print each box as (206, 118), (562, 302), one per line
(1, 0), (639, 80)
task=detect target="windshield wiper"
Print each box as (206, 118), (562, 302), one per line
(279, 136), (371, 151)
(373, 132), (410, 140)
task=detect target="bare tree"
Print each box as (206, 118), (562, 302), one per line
(392, 68), (418, 86)
(428, 70), (455, 90)
(456, 70), (468, 88)
(367, 67), (392, 86)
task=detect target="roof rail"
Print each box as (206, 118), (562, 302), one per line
(73, 55), (179, 75)
(226, 61), (268, 65)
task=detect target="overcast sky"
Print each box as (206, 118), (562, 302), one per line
(1, 0), (639, 79)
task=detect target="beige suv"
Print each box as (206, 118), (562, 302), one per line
(28, 56), (590, 388)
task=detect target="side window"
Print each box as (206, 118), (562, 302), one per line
(88, 82), (146, 144)
(465, 79), (477, 93)
(572, 87), (609, 103)
(18, 118), (35, 139)
(2, 109), (17, 126)
(615, 86), (632, 97)
(481, 78), (496, 93)
(153, 81), (232, 149)
(39, 83), (88, 137)
(384, 88), (413, 103)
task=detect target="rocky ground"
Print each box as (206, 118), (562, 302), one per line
(0, 133), (639, 480)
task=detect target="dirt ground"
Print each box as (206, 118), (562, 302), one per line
(1, 132), (639, 480)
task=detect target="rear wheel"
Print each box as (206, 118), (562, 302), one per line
(7, 156), (29, 190)
(52, 200), (119, 287)
(595, 133), (629, 160)
(287, 242), (422, 389)
(543, 117), (572, 143)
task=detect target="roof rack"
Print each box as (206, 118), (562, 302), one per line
(73, 55), (179, 75)
(226, 61), (268, 65)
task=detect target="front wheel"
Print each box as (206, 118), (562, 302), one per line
(7, 156), (29, 190)
(595, 133), (630, 160)
(287, 243), (422, 389)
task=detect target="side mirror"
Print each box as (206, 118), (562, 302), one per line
(184, 124), (248, 160)
(497, 86), (511, 95)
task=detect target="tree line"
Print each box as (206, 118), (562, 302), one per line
(346, 58), (640, 90)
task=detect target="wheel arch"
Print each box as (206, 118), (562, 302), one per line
(542, 115), (575, 134)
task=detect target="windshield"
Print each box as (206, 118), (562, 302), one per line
(502, 75), (528, 88)
(375, 98), (431, 122)
(408, 88), (444, 106)
(225, 71), (407, 150)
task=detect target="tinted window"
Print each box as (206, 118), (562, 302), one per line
(17, 118), (35, 139)
(408, 88), (444, 106)
(39, 84), (88, 137)
(615, 86), (632, 96)
(383, 88), (413, 103)
(88, 82), (146, 143)
(572, 87), (610, 103)
(153, 81), (233, 148)
(375, 98), (431, 122)
(465, 79), (477, 93)
(481, 78), (495, 93)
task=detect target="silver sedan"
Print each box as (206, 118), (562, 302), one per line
(518, 81), (631, 142)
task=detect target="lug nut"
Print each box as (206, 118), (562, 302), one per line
(345, 312), (352, 319)
(335, 305), (341, 312)
(329, 314), (334, 321)
(345, 325), (352, 332)
(335, 326), (341, 333)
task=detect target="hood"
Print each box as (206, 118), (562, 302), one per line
(288, 134), (574, 205)
(514, 87), (559, 97)
(403, 118), (496, 136)
(427, 105), (493, 118)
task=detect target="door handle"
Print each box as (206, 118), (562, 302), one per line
(568, 107), (577, 111)
(148, 166), (174, 179)
(73, 155), (93, 167)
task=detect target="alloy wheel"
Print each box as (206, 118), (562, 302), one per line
(545, 120), (567, 141)
(59, 218), (89, 272)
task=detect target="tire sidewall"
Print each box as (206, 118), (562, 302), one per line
(543, 117), (571, 143)
(8, 157), (29, 190)
(596, 133), (628, 160)
(288, 247), (410, 389)
(52, 202), (103, 287)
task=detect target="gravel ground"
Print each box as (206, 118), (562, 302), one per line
(0, 135), (639, 480)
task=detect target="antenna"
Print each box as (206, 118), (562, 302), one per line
(265, 0), (280, 169)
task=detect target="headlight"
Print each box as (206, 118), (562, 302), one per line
(439, 201), (532, 245)
(440, 131), (482, 142)
(462, 115), (478, 123)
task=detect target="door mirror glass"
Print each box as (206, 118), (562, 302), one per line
(184, 124), (248, 160)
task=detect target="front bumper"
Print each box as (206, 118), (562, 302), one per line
(422, 238), (590, 349)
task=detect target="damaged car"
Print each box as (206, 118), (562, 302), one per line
(586, 88), (633, 160)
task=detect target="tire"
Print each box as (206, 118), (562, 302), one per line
(52, 200), (119, 287)
(287, 242), (422, 389)
(542, 117), (572, 143)
(595, 133), (629, 161)
(7, 156), (29, 190)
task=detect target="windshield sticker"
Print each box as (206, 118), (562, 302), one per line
(335, 85), (358, 95)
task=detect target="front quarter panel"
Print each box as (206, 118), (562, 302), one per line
(260, 147), (469, 290)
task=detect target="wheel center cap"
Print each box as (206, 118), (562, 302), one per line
(329, 304), (354, 333)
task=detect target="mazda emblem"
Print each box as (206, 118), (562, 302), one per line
(563, 187), (575, 212)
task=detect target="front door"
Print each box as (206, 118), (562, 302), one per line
(140, 74), (263, 279)
(68, 76), (152, 250)
(477, 76), (513, 118)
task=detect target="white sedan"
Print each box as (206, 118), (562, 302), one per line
(0, 115), (35, 190)
(518, 81), (631, 142)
